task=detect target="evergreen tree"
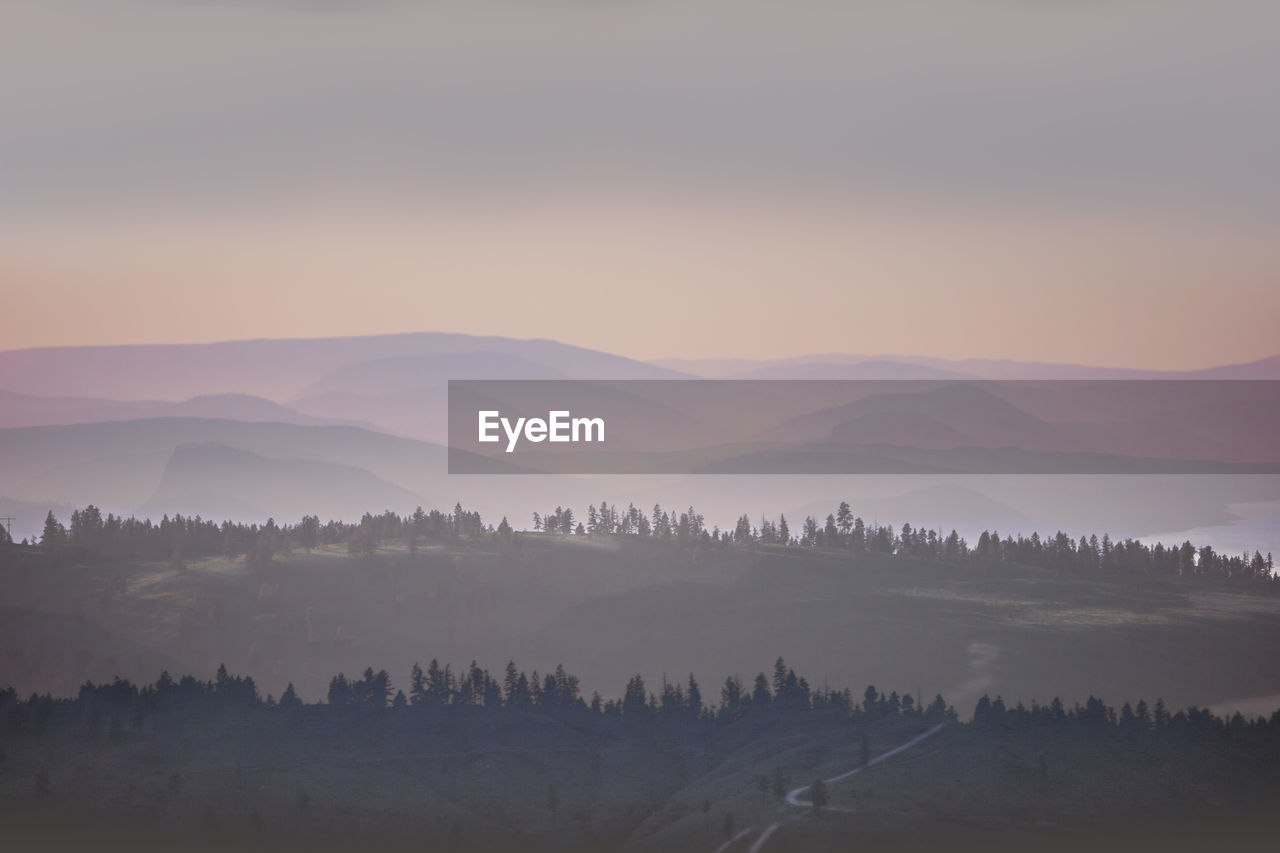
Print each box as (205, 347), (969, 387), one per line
(687, 673), (703, 718)
(752, 673), (772, 706)
(41, 511), (67, 557)
(279, 683), (303, 711)
(623, 675), (647, 716)
(409, 663), (428, 706)
(836, 502), (853, 539)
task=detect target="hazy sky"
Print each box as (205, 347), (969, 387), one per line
(2, 1), (1278, 368)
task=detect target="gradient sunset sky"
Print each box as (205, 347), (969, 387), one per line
(2, 1), (1277, 368)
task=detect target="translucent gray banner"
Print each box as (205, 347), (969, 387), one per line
(447, 380), (1280, 475)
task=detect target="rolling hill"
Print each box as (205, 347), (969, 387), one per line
(0, 418), (444, 519)
(0, 332), (686, 402)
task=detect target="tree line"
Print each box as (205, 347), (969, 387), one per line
(4, 656), (1278, 747)
(8, 498), (1275, 587)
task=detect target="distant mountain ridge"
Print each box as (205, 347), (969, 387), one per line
(655, 353), (1280, 380)
(5, 333), (1276, 409)
(728, 359), (973, 380)
(0, 332), (686, 402)
(0, 333), (1277, 550)
(0, 389), (369, 431)
(142, 441), (421, 522)
(0, 417), (444, 513)
(771, 384), (1062, 449)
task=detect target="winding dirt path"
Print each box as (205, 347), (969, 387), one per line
(720, 722), (947, 853)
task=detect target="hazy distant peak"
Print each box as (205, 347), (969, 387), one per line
(728, 360), (976, 380)
(0, 331), (686, 402)
(652, 353), (1280, 380)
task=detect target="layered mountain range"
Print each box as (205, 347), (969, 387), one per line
(1, 333), (1277, 547)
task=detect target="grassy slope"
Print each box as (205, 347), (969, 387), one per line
(3, 537), (1279, 714)
(4, 708), (1278, 852)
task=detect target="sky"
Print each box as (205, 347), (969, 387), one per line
(1, 1), (1278, 368)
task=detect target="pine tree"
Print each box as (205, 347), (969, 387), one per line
(773, 657), (789, 695)
(752, 673), (771, 705)
(503, 661), (520, 706)
(41, 511), (66, 557)
(370, 669), (392, 708)
(623, 675), (647, 716)
(409, 663), (427, 706)
(836, 502), (853, 539)
(279, 683), (303, 711)
(687, 674), (703, 717)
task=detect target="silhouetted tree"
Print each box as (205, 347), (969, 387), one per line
(623, 675), (647, 716)
(836, 502), (853, 541)
(41, 511), (66, 560)
(687, 674), (703, 718)
(278, 683), (302, 711)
